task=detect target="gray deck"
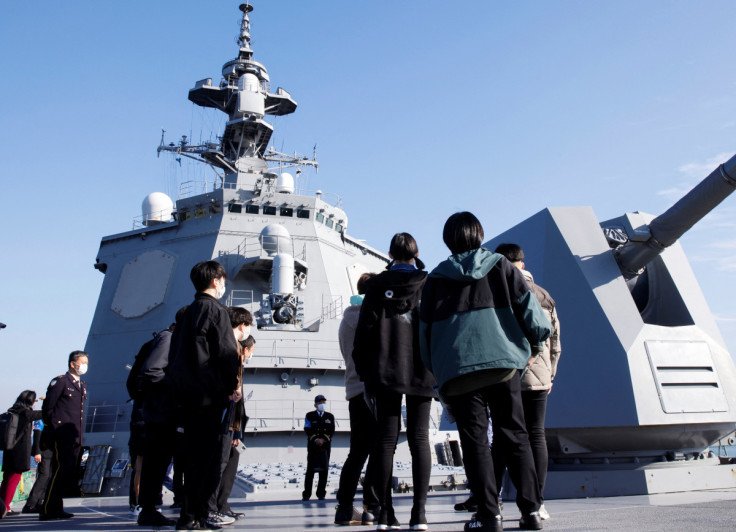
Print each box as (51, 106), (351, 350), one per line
(3, 488), (736, 531)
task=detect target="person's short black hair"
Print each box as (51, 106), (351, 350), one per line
(389, 233), (418, 261)
(68, 350), (88, 366)
(228, 306), (253, 328)
(241, 335), (256, 350)
(190, 261), (227, 292)
(443, 212), (484, 255)
(357, 273), (376, 295)
(14, 390), (36, 409)
(494, 243), (525, 263)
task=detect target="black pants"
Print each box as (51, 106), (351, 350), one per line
(336, 395), (381, 509)
(139, 422), (176, 512)
(373, 391), (431, 514)
(179, 405), (227, 525)
(448, 373), (540, 520)
(42, 440), (80, 516)
(213, 436), (240, 513)
(493, 390), (549, 501)
(303, 448), (330, 499)
(24, 449), (53, 510)
(208, 430), (234, 513)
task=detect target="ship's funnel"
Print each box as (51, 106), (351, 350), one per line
(141, 192), (173, 226)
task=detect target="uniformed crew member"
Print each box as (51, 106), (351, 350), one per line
(302, 394), (335, 501)
(39, 350), (88, 521)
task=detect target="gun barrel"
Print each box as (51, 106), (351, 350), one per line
(617, 153), (736, 277)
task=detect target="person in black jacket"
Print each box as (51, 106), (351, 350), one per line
(21, 418), (51, 513)
(302, 395), (335, 501)
(167, 261), (240, 530)
(0, 390), (43, 514)
(352, 233), (436, 531)
(40, 351), (88, 521)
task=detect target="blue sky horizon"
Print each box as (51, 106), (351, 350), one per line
(1, 1), (735, 410)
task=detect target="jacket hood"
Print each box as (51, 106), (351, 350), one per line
(430, 248), (502, 281)
(365, 270), (427, 314)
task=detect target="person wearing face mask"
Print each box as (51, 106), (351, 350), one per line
(205, 307), (253, 527)
(39, 350), (88, 521)
(167, 261), (240, 531)
(302, 395), (335, 501)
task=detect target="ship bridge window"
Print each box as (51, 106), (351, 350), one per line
(209, 204), (221, 215)
(316, 212), (324, 223)
(245, 204), (259, 215)
(263, 206), (277, 215)
(280, 207), (293, 217)
(335, 223), (343, 233)
(325, 218), (334, 229)
(194, 208), (207, 218)
(296, 209), (310, 219)
(228, 203), (243, 213)
(178, 211), (191, 222)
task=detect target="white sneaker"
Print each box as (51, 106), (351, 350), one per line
(207, 511), (236, 526)
(129, 505), (142, 517)
(539, 504), (550, 520)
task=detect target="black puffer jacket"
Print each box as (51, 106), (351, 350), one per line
(352, 269), (436, 397)
(2, 406), (42, 473)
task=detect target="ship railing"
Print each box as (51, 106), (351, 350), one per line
(228, 290), (257, 314)
(245, 399), (349, 432)
(321, 295), (344, 323)
(300, 189), (343, 209)
(247, 338), (343, 368)
(178, 179), (221, 199)
(132, 208), (175, 230)
(85, 403), (133, 434)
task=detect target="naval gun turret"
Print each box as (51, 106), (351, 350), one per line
(486, 154), (736, 497)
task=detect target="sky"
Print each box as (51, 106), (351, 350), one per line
(1, 0), (735, 409)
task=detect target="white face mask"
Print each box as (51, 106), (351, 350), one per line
(241, 325), (251, 340)
(215, 279), (226, 299)
(76, 363), (88, 376)
(316, 403), (325, 412)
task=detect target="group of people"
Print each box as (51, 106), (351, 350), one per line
(0, 351), (88, 521)
(0, 260), (256, 532)
(1, 212), (561, 532)
(127, 260), (256, 530)
(332, 212), (560, 532)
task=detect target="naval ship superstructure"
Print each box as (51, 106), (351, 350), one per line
(81, 3), (412, 485)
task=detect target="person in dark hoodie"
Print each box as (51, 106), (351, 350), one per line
(353, 233), (436, 531)
(0, 390), (43, 514)
(419, 212), (552, 532)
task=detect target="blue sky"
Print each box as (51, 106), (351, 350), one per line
(1, 0), (735, 408)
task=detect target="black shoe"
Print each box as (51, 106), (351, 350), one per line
(302, 494), (310, 501)
(409, 506), (427, 530)
(455, 496), (478, 512)
(362, 508), (376, 525)
(464, 514), (503, 532)
(22, 505), (40, 514)
(376, 507), (401, 531)
(138, 509), (176, 527)
(519, 511), (543, 530)
(335, 504), (363, 525)
(222, 509), (245, 520)
(317, 495), (326, 500)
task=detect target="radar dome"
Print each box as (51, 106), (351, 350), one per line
(260, 224), (291, 256)
(142, 192), (174, 226)
(276, 172), (295, 194)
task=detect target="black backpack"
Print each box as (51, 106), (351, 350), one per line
(126, 333), (158, 401)
(0, 411), (20, 451)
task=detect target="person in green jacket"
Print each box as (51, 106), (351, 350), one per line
(419, 212), (551, 532)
